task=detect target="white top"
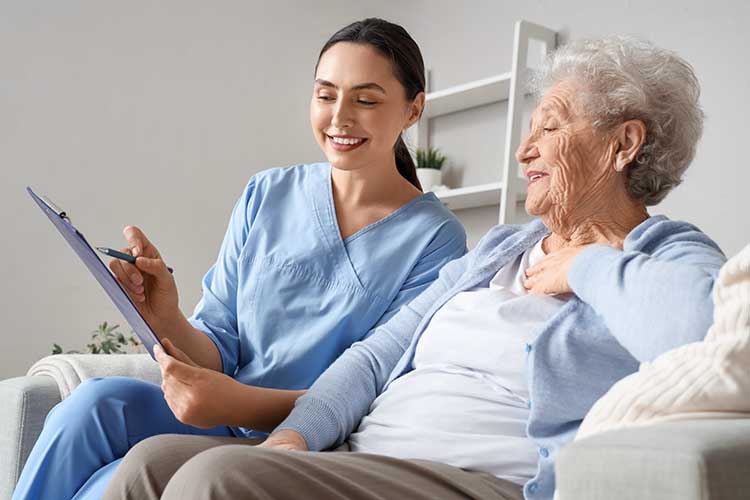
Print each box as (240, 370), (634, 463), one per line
(347, 239), (568, 485)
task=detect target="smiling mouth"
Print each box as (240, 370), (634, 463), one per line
(327, 135), (368, 151)
(527, 171), (549, 185)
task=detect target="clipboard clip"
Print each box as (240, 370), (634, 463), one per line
(40, 195), (72, 223)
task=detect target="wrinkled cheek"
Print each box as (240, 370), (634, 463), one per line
(547, 182), (566, 206)
(546, 139), (590, 208)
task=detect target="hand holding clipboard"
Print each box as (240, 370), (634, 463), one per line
(27, 187), (174, 359)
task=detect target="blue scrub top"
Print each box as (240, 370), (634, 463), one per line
(188, 163), (466, 393)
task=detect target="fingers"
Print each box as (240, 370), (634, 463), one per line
(259, 430), (308, 451)
(154, 343), (167, 362)
(523, 271), (564, 296)
(120, 226), (172, 289)
(162, 338), (198, 367)
(133, 255), (172, 281)
(523, 275), (537, 292)
(123, 225), (160, 259)
(526, 252), (552, 277)
(523, 268), (547, 294)
(154, 344), (171, 372)
(155, 341), (195, 383)
(109, 256), (145, 302)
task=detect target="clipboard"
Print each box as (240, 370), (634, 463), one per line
(27, 187), (162, 359)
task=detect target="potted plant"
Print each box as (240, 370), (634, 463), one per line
(415, 147), (446, 192)
(52, 321), (144, 354)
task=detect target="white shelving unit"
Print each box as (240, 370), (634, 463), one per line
(414, 20), (556, 224)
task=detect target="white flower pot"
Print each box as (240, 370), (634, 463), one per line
(416, 168), (442, 192)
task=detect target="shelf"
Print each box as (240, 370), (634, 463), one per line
(423, 72), (512, 119)
(433, 182), (527, 211)
(415, 20), (556, 222)
(433, 182), (503, 210)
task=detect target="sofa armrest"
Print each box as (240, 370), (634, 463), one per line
(0, 354), (161, 499)
(0, 376), (60, 500)
(27, 353), (161, 399)
(556, 418), (750, 500)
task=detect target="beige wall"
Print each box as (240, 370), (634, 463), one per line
(2, 1), (747, 377)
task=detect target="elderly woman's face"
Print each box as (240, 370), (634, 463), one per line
(516, 80), (617, 221)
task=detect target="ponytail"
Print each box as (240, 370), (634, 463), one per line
(395, 135), (422, 191)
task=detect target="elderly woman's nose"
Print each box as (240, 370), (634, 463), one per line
(516, 134), (538, 164)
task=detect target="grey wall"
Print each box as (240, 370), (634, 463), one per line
(2, 0), (748, 378)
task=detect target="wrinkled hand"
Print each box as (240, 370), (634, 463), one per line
(258, 430), (308, 452)
(524, 245), (588, 296)
(155, 338), (237, 429)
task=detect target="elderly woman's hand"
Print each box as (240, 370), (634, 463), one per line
(259, 429), (309, 451)
(524, 245), (589, 296)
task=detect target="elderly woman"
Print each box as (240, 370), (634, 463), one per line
(104, 36), (725, 500)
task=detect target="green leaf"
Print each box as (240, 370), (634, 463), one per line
(415, 147), (446, 170)
(60, 320), (142, 355)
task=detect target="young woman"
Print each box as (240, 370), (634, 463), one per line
(12, 18), (466, 500)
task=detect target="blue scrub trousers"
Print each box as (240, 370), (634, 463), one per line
(11, 377), (233, 500)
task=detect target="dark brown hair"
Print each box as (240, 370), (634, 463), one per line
(316, 18), (425, 190)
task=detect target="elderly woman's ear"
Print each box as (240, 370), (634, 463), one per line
(613, 119), (647, 172)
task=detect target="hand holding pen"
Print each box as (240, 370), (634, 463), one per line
(97, 247), (174, 274)
(104, 225), (182, 332)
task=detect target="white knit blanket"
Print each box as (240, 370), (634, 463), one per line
(27, 353), (162, 399)
(577, 243), (750, 440)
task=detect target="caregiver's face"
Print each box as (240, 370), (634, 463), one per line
(311, 42), (417, 172)
(516, 80), (615, 218)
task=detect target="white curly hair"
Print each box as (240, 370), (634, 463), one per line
(530, 36), (704, 206)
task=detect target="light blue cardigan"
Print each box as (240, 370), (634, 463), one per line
(276, 216), (726, 500)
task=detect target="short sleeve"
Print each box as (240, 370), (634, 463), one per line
(188, 179), (257, 375)
(365, 218), (467, 336)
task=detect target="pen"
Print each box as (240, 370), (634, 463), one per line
(96, 247), (174, 274)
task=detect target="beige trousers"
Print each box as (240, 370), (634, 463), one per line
(102, 434), (524, 500)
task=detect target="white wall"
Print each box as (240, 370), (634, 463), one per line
(0, 0), (408, 378)
(2, 0), (748, 378)
(398, 0), (750, 250)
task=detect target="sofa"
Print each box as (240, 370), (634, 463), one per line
(2, 354), (749, 500)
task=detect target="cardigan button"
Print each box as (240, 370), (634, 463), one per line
(539, 447), (549, 458)
(524, 343), (533, 353)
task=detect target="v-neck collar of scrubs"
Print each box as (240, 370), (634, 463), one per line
(308, 163), (437, 290)
(321, 163), (436, 245)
